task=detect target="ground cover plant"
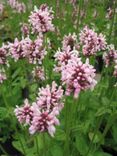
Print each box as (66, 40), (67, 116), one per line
(0, 0), (117, 156)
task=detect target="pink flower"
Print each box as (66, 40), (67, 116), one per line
(54, 46), (79, 72)
(29, 109), (60, 137)
(114, 65), (117, 77)
(28, 36), (46, 64)
(14, 82), (64, 137)
(29, 81), (64, 136)
(7, 0), (26, 13)
(103, 45), (117, 67)
(36, 81), (64, 112)
(61, 58), (97, 98)
(97, 33), (107, 51)
(0, 69), (6, 83)
(14, 99), (33, 125)
(80, 26), (107, 56)
(21, 23), (30, 36)
(16, 2), (26, 13)
(0, 45), (9, 65)
(29, 4), (55, 34)
(62, 33), (77, 50)
(8, 36), (46, 64)
(8, 38), (24, 61)
(32, 66), (45, 80)
(0, 3), (4, 14)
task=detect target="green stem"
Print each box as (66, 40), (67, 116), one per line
(64, 97), (71, 156)
(19, 136), (27, 156)
(76, 0), (82, 33)
(85, 117), (103, 156)
(94, 114), (116, 153)
(42, 134), (46, 156)
(35, 135), (40, 156)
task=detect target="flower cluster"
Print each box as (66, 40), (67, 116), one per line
(0, 3), (4, 15)
(54, 33), (80, 72)
(103, 45), (117, 67)
(7, 0), (26, 13)
(14, 99), (33, 125)
(0, 44), (9, 83)
(103, 45), (117, 77)
(79, 26), (107, 56)
(15, 82), (64, 137)
(0, 69), (6, 83)
(62, 33), (78, 50)
(0, 45), (9, 65)
(54, 46), (79, 72)
(61, 58), (97, 98)
(32, 66), (45, 80)
(29, 4), (55, 34)
(8, 36), (46, 64)
(21, 23), (30, 37)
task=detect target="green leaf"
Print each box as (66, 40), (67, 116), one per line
(12, 140), (36, 156)
(55, 129), (66, 141)
(112, 124), (117, 143)
(0, 107), (8, 120)
(12, 140), (25, 154)
(96, 107), (111, 116)
(50, 145), (63, 156)
(75, 133), (89, 155)
(88, 131), (103, 144)
(93, 151), (112, 156)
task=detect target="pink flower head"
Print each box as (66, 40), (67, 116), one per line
(8, 38), (24, 61)
(8, 36), (46, 64)
(0, 3), (4, 14)
(14, 99), (33, 125)
(0, 69), (6, 83)
(0, 44), (9, 65)
(8, 0), (26, 13)
(32, 66), (45, 80)
(114, 64), (117, 77)
(16, 2), (26, 13)
(54, 46), (79, 72)
(80, 26), (106, 56)
(29, 108), (60, 137)
(103, 45), (117, 67)
(29, 4), (55, 34)
(97, 33), (107, 51)
(61, 58), (97, 98)
(28, 36), (46, 64)
(36, 81), (64, 112)
(29, 81), (64, 137)
(8, 0), (17, 8)
(62, 33), (77, 50)
(21, 23), (30, 36)
(14, 82), (64, 137)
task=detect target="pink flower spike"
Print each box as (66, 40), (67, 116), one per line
(61, 57), (97, 97)
(14, 99), (33, 125)
(29, 4), (55, 34)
